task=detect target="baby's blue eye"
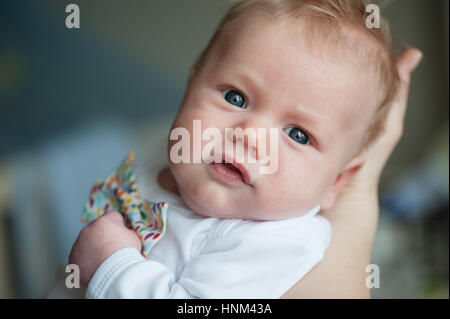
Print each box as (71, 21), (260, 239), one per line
(222, 89), (247, 108)
(284, 127), (309, 145)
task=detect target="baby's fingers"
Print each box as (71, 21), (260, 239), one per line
(101, 210), (126, 226)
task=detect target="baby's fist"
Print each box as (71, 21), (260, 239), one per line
(68, 211), (142, 287)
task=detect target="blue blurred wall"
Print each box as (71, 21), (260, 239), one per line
(0, 0), (183, 155)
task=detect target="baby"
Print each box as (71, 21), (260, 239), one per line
(65, 0), (400, 298)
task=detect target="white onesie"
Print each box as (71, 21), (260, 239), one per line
(84, 145), (332, 299)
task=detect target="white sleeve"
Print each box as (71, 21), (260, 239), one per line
(86, 216), (331, 299)
(85, 247), (195, 298)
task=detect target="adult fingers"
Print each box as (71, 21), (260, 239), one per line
(394, 49), (423, 116)
(396, 48), (423, 85)
(383, 48), (423, 142)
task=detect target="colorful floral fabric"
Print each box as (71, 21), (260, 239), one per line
(82, 152), (168, 258)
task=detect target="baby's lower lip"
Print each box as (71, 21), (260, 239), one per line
(209, 162), (246, 185)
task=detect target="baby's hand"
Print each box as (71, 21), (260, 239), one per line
(68, 211), (142, 287)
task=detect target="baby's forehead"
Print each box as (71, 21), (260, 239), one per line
(222, 15), (386, 104)
(217, 12), (386, 75)
(217, 16), (379, 83)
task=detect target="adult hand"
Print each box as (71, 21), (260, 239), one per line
(347, 48), (423, 192)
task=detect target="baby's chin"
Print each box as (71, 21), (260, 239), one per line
(177, 181), (240, 219)
(178, 186), (289, 221)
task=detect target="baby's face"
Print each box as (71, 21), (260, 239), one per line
(168, 17), (379, 221)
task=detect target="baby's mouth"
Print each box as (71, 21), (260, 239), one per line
(222, 162), (244, 177)
(209, 161), (252, 186)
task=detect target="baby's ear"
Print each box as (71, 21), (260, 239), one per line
(320, 156), (365, 211)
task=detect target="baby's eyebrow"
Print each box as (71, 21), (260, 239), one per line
(226, 67), (264, 95)
(292, 105), (319, 127)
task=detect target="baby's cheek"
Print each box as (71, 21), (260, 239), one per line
(254, 186), (279, 209)
(264, 169), (323, 212)
(181, 93), (217, 118)
(283, 154), (335, 200)
(250, 179), (294, 215)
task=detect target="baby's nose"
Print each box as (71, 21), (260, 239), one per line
(226, 124), (262, 161)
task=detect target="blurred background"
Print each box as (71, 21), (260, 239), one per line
(0, 0), (448, 298)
